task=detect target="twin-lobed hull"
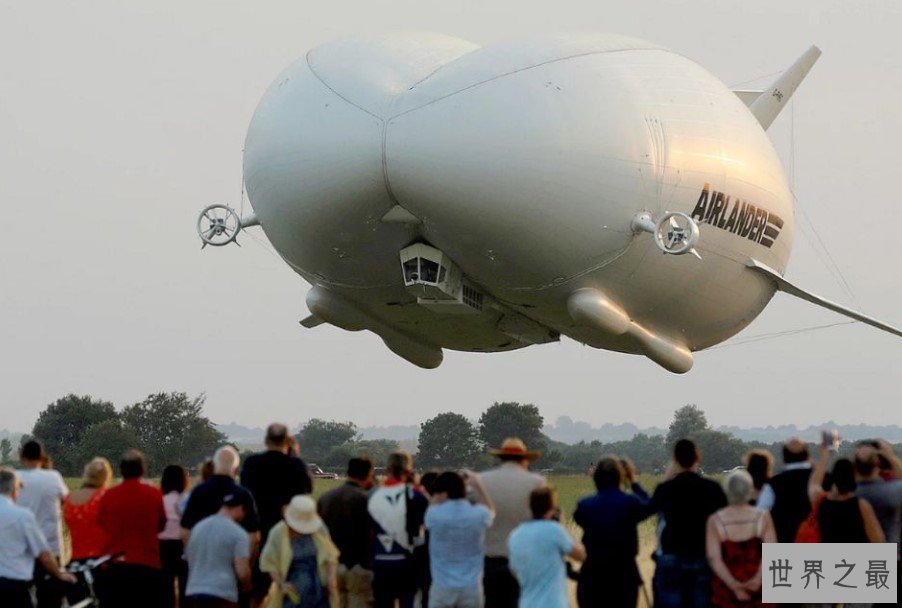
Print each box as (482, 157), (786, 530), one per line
(242, 32), (795, 370)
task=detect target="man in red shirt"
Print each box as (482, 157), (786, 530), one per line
(97, 450), (166, 608)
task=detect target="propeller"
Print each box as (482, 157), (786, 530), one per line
(197, 204), (242, 248)
(631, 211), (701, 259)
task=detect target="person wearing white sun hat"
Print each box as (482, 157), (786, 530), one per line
(259, 495), (339, 608)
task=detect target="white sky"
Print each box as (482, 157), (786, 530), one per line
(1, 0), (900, 433)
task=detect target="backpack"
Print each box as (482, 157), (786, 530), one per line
(794, 494), (825, 543)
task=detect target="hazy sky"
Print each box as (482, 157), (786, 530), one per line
(2, 1), (900, 434)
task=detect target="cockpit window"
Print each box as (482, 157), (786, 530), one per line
(403, 258), (419, 282)
(420, 259), (439, 283)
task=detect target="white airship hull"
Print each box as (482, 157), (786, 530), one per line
(242, 32), (799, 371)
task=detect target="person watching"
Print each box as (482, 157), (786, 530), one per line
(706, 470), (776, 606)
(651, 439), (727, 608)
(17, 440), (69, 608)
(508, 487), (585, 608)
(742, 450), (773, 506)
(0, 468), (76, 608)
(240, 423), (313, 606)
(756, 438), (813, 542)
(159, 464), (190, 608)
(854, 439), (902, 565)
(317, 457), (376, 608)
(184, 493), (252, 608)
(479, 438), (546, 608)
(367, 451), (429, 608)
(807, 447), (884, 543)
(181, 446), (260, 552)
(97, 450), (167, 608)
(424, 470), (495, 608)
(573, 457), (654, 608)
(63, 457), (113, 562)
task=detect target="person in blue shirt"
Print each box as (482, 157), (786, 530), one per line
(424, 471), (494, 608)
(573, 456), (655, 608)
(508, 487), (585, 608)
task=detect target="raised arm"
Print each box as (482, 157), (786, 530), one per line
(466, 472), (495, 517)
(569, 538), (587, 562)
(807, 446), (830, 504)
(877, 440), (902, 479)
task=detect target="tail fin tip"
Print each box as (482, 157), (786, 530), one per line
(749, 45), (821, 130)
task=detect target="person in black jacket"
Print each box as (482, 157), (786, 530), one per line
(756, 438), (813, 542)
(574, 457), (655, 608)
(239, 423), (313, 605)
(651, 439), (727, 608)
(317, 457), (375, 608)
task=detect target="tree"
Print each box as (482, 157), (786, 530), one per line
(319, 439), (400, 471)
(74, 420), (139, 470)
(121, 392), (226, 475)
(296, 419), (358, 463)
(666, 404), (709, 447)
(478, 402), (546, 455)
(694, 429), (749, 472)
(0, 438), (11, 464)
(31, 394), (117, 475)
(417, 413), (482, 469)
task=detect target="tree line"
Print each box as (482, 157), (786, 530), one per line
(18, 393), (225, 476)
(297, 402), (768, 474)
(13, 395), (897, 477)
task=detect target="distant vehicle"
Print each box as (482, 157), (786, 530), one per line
(308, 463), (339, 479)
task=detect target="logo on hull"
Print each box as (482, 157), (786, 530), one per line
(690, 184), (784, 248)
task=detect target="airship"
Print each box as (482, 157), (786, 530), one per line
(197, 32), (901, 373)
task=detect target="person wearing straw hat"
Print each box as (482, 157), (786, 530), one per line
(479, 438), (546, 608)
(259, 495), (339, 608)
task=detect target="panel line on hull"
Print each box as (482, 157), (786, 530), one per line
(388, 47), (669, 122)
(304, 49), (386, 122)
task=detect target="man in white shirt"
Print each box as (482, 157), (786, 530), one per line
(17, 440), (69, 607)
(0, 469), (76, 608)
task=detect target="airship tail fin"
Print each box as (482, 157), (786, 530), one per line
(747, 259), (902, 338)
(746, 45), (821, 130)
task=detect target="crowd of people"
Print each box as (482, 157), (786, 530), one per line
(0, 424), (899, 608)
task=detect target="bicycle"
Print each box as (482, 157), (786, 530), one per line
(65, 554), (115, 608)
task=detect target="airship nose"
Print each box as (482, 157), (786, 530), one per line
(242, 57), (401, 286)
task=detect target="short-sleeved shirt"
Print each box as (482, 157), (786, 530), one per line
(98, 478), (166, 568)
(479, 463), (546, 557)
(16, 468), (68, 556)
(181, 475), (259, 533)
(0, 495), (50, 581)
(651, 472), (727, 557)
(185, 514), (250, 602)
(508, 520), (573, 608)
(425, 499), (493, 589)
